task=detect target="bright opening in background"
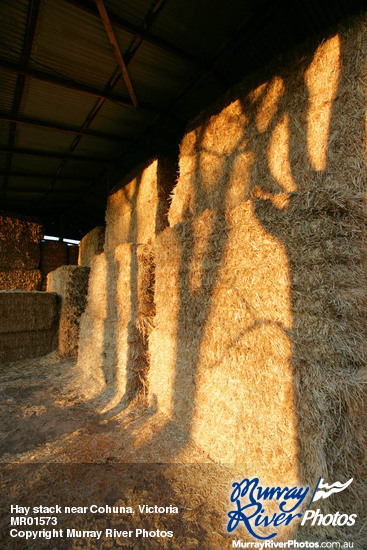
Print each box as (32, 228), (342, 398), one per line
(43, 235), (80, 245)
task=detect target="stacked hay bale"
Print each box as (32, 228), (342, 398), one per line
(0, 291), (59, 362)
(0, 212), (42, 290)
(78, 226), (105, 267)
(40, 241), (69, 290)
(47, 266), (90, 357)
(147, 17), (367, 542)
(77, 157), (175, 405)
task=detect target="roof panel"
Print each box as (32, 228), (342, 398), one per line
(19, 77), (99, 126)
(127, 42), (194, 106)
(104, 0), (153, 28)
(10, 154), (61, 174)
(0, 120), (10, 145)
(15, 125), (75, 152)
(74, 135), (126, 158)
(88, 101), (154, 136)
(0, 68), (18, 113)
(30, 0), (131, 92)
(0, 153), (8, 170)
(150, 0), (256, 58)
(52, 179), (89, 193)
(60, 159), (109, 180)
(0, 0), (28, 63)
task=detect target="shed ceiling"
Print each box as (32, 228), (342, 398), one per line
(0, 0), (365, 238)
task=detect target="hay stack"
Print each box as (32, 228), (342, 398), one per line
(47, 266), (90, 357)
(78, 226), (105, 267)
(0, 212), (43, 242)
(0, 212), (42, 290)
(0, 241), (40, 270)
(105, 156), (176, 252)
(169, 22), (366, 226)
(77, 244), (154, 404)
(148, 16), (367, 542)
(149, 205), (297, 482)
(0, 269), (42, 291)
(0, 291), (59, 362)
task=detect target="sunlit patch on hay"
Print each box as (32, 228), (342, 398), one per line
(268, 113), (297, 192)
(256, 76), (285, 132)
(305, 34), (341, 171)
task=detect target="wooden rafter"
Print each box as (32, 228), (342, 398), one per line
(95, 0), (138, 108)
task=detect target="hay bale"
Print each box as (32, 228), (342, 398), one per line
(105, 156), (176, 252)
(0, 290), (58, 333)
(149, 205), (297, 482)
(40, 241), (69, 289)
(0, 291), (59, 362)
(47, 266), (90, 357)
(149, 189), (367, 534)
(68, 244), (79, 265)
(169, 19), (367, 226)
(0, 328), (58, 363)
(78, 226), (105, 267)
(149, 17), (367, 542)
(0, 240), (40, 270)
(0, 212), (43, 243)
(77, 244), (154, 404)
(0, 269), (42, 290)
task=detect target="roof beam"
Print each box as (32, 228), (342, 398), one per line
(0, 59), (160, 113)
(3, 0), (41, 201)
(63, 0), (203, 66)
(95, 0), (138, 107)
(0, 113), (128, 141)
(0, 146), (116, 162)
(43, 0), (170, 201)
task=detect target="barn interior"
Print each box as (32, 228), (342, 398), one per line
(0, 0), (366, 547)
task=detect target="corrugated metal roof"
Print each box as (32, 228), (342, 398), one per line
(0, 153), (8, 170)
(30, 0), (131, 92)
(0, 0), (28, 63)
(14, 125), (75, 152)
(10, 154), (61, 174)
(105, 0), (153, 29)
(19, 77), (98, 126)
(88, 101), (155, 136)
(0, 120), (11, 145)
(0, 0), (365, 238)
(127, 41), (194, 107)
(150, 0), (256, 58)
(0, 68), (18, 112)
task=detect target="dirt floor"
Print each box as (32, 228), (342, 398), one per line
(0, 352), (238, 550)
(1, 352), (363, 549)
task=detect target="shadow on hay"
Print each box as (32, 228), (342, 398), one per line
(109, 23), (366, 529)
(55, 19), (365, 543)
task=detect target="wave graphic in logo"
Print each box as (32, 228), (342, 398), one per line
(310, 477), (353, 505)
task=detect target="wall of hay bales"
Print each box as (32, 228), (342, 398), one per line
(77, 157), (176, 406)
(0, 212), (43, 290)
(75, 15), (366, 542)
(145, 16), (367, 541)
